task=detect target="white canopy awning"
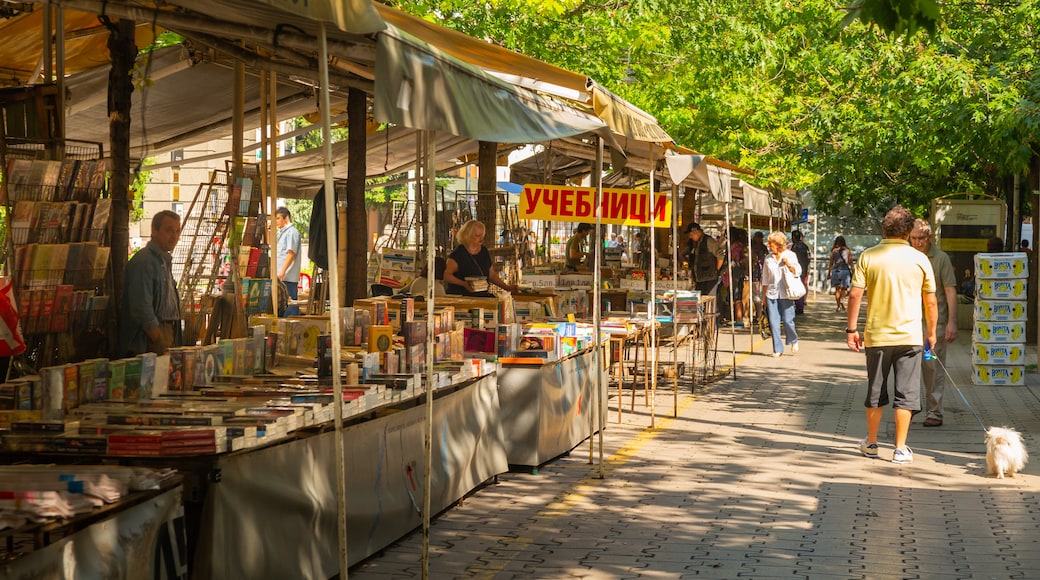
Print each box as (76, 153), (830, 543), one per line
(374, 25), (614, 146)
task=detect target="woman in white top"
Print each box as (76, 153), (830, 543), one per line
(760, 231), (801, 357)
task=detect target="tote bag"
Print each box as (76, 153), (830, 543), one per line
(782, 267), (807, 300)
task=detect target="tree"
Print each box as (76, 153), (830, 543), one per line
(388, 0), (1040, 217)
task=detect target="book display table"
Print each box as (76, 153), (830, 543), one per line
(192, 372), (506, 578)
(496, 347), (607, 468)
(0, 373), (506, 578)
(1, 484), (186, 579)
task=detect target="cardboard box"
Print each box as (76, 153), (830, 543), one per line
(972, 364), (1025, 386)
(974, 252), (1028, 279)
(972, 342), (1026, 365)
(972, 320), (1026, 343)
(976, 279), (1028, 300)
(974, 300), (1027, 322)
(619, 278), (647, 290)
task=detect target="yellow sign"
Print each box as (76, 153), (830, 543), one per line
(520, 184), (672, 227)
(940, 238), (988, 252)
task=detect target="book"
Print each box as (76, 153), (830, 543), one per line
(27, 160), (48, 199)
(11, 200), (38, 240)
(93, 246), (111, 283)
(106, 414), (224, 427)
(87, 158), (107, 199)
(38, 365), (66, 419)
(63, 243), (84, 286)
(237, 177), (253, 216)
(62, 364), (79, 411)
(58, 201), (77, 243)
(4, 159), (32, 202)
(38, 286), (57, 333)
(124, 357), (143, 400)
(107, 359), (126, 401)
(68, 202), (89, 242)
(88, 198), (111, 243)
(51, 284), (73, 332)
(245, 247), (261, 278)
(56, 160), (79, 202)
(224, 183), (242, 218)
(72, 160), (95, 199)
(70, 242), (97, 289)
(240, 217), (258, 247)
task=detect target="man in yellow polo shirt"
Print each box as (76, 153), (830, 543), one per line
(845, 206), (937, 464)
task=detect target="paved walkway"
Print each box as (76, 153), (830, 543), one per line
(351, 297), (1040, 579)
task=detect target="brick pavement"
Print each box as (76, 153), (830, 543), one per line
(350, 297), (1040, 579)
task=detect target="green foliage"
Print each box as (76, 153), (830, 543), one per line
(286, 117), (349, 153)
(283, 198), (312, 238)
(366, 175), (409, 208)
(389, 0), (1040, 218)
(129, 159), (151, 224)
(843, 0), (940, 40)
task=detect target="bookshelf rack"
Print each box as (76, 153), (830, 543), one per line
(0, 137), (110, 370)
(174, 162), (267, 345)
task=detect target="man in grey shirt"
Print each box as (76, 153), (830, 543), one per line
(120, 210), (182, 356)
(910, 219), (958, 427)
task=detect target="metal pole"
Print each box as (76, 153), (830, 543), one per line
(593, 136), (604, 477)
(813, 213), (818, 301)
(647, 144), (657, 428)
(672, 183), (679, 417)
(421, 129), (437, 580)
(725, 202), (736, 379)
(747, 211), (755, 354)
(318, 23), (349, 578)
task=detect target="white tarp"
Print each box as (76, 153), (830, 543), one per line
(375, 25), (613, 145)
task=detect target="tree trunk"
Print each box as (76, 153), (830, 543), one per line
(477, 141), (497, 243)
(345, 87), (367, 304)
(107, 18), (136, 356)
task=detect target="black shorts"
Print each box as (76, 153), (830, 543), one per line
(864, 345), (922, 411)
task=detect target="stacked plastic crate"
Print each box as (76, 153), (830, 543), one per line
(971, 252), (1029, 385)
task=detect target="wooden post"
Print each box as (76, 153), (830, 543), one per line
(345, 87), (368, 305)
(477, 141), (497, 243)
(107, 17), (136, 357)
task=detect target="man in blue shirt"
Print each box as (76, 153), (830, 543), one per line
(120, 210), (182, 356)
(276, 206), (303, 316)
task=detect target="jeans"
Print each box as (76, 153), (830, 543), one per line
(794, 274), (808, 313)
(283, 281), (300, 317)
(766, 297), (798, 354)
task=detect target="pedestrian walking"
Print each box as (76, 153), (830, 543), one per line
(683, 223), (725, 295)
(790, 230), (811, 315)
(828, 235), (853, 311)
(846, 206), (937, 464)
(761, 231), (801, 357)
(910, 219), (958, 427)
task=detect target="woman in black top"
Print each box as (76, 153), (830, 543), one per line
(443, 219), (519, 296)
(828, 235), (853, 311)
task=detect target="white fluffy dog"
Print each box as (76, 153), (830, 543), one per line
(985, 426), (1028, 479)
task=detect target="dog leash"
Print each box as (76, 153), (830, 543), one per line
(932, 355), (988, 432)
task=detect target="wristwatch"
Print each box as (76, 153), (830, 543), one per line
(845, 328), (858, 333)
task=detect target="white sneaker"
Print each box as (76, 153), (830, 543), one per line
(791, 342), (799, 354)
(770, 352), (782, 358)
(892, 447), (914, 464)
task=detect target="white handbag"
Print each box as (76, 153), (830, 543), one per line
(782, 267), (806, 300)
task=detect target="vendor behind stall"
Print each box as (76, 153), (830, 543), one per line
(565, 223), (593, 271)
(444, 219), (519, 296)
